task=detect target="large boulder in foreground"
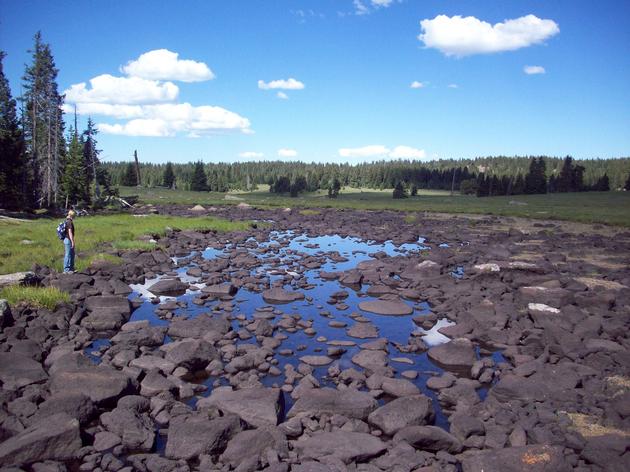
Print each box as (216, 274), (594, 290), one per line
(165, 414), (242, 460)
(295, 431), (386, 464)
(149, 278), (189, 296)
(288, 388), (378, 420)
(262, 287), (305, 304)
(0, 413), (81, 467)
(461, 445), (571, 472)
(197, 387), (284, 428)
(367, 395), (434, 436)
(82, 295), (132, 331)
(359, 299), (413, 316)
(50, 366), (134, 406)
(0, 352), (48, 390)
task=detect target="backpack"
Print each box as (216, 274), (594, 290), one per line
(56, 220), (67, 240)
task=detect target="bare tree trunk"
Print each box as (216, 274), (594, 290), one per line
(134, 150), (141, 186)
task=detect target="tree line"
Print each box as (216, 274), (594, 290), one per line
(0, 33), (114, 211)
(102, 155), (630, 198)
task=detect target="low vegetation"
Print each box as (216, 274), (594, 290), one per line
(0, 214), (251, 275)
(0, 285), (70, 310)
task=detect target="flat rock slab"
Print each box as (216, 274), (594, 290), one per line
(149, 279), (189, 296)
(461, 445), (571, 472)
(295, 431), (386, 464)
(427, 338), (476, 372)
(346, 322), (379, 339)
(359, 299), (413, 316)
(168, 313), (231, 340)
(220, 427), (288, 467)
(0, 271), (38, 289)
(300, 355), (333, 366)
(393, 425), (462, 454)
(288, 388), (378, 420)
(50, 366), (133, 406)
(368, 395), (434, 436)
(0, 352), (48, 390)
(0, 413), (81, 467)
(351, 349), (389, 373)
(262, 287), (305, 304)
(85, 295), (131, 315)
(202, 283), (238, 297)
(197, 387), (283, 428)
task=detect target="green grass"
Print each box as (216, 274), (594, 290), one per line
(121, 186), (630, 227)
(0, 286), (70, 310)
(0, 214), (252, 275)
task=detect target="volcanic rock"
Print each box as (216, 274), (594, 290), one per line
(288, 387), (377, 420)
(295, 431), (387, 464)
(262, 287), (305, 304)
(197, 387), (284, 427)
(359, 299), (413, 316)
(165, 414), (242, 460)
(367, 395), (435, 436)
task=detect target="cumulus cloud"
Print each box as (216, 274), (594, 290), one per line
(410, 81), (426, 89)
(63, 50), (251, 137)
(339, 144), (426, 160)
(64, 74), (179, 105)
(258, 78), (305, 90)
(524, 65), (546, 75)
(239, 151), (264, 158)
(447, 83), (458, 88)
(121, 49), (215, 82)
(276, 91), (289, 99)
(278, 148), (298, 157)
(418, 14), (560, 57)
(354, 0), (396, 15)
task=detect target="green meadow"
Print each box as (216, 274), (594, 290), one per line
(120, 186), (630, 227)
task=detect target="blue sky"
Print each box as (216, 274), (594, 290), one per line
(1, 0), (629, 163)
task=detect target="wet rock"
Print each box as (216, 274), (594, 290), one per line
(394, 425), (462, 454)
(82, 295), (131, 331)
(427, 338), (476, 372)
(461, 445), (571, 472)
(50, 366), (134, 406)
(0, 352), (48, 390)
(197, 387), (284, 427)
(347, 322), (379, 339)
(300, 355), (333, 366)
(168, 313), (231, 340)
(288, 388), (378, 420)
(380, 377), (421, 397)
(0, 413), (81, 467)
(110, 326), (166, 347)
(351, 349), (389, 373)
(165, 414), (242, 460)
(358, 299), (413, 316)
(161, 338), (219, 370)
(367, 395), (435, 436)
(295, 431), (387, 464)
(149, 279), (189, 296)
(201, 283), (238, 297)
(262, 287), (305, 304)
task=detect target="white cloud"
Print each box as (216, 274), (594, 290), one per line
(97, 119), (173, 137)
(524, 65), (546, 75)
(339, 145), (390, 158)
(354, 0), (369, 15)
(418, 14), (560, 57)
(447, 83), (458, 88)
(277, 91), (289, 99)
(64, 74), (179, 105)
(62, 102), (144, 119)
(339, 144), (426, 160)
(121, 49), (215, 82)
(371, 0), (394, 7)
(258, 78), (305, 90)
(278, 148), (298, 157)
(239, 151), (264, 158)
(354, 0), (396, 15)
(389, 145), (426, 159)
(410, 81), (426, 89)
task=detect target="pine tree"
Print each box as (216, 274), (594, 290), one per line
(190, 161), (208, 191)
(163, 162), (175, 188)
(625, 172), (630, 191)
(0, 51), (26, 210)
(60, 128), (88, 206)
(525, 157), (547, 194)
(328, 177), (341, 198)
(21, 32), (65, 208)
(557, 156), (574, 192)
(121, 162), (138, 186)
(82, 117), (100, 201)
(392, 181), (407, 199)
(595, 174), (610, 191)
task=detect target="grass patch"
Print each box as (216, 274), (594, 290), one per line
(299, 209), (321, 216)
(111, 240), (157, 251)
(0, 214), (251, 275)
(0, 285), (70, 310)
(78, 253), (124, 271)
(403, 214), (418, 223)
(120, 186), (630, 227)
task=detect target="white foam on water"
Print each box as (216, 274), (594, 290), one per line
(418, 318), (456, 346)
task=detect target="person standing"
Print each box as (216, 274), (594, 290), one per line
(63, 210), (76, 273)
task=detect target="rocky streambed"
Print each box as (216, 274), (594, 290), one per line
(0, 206), (629, 472)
